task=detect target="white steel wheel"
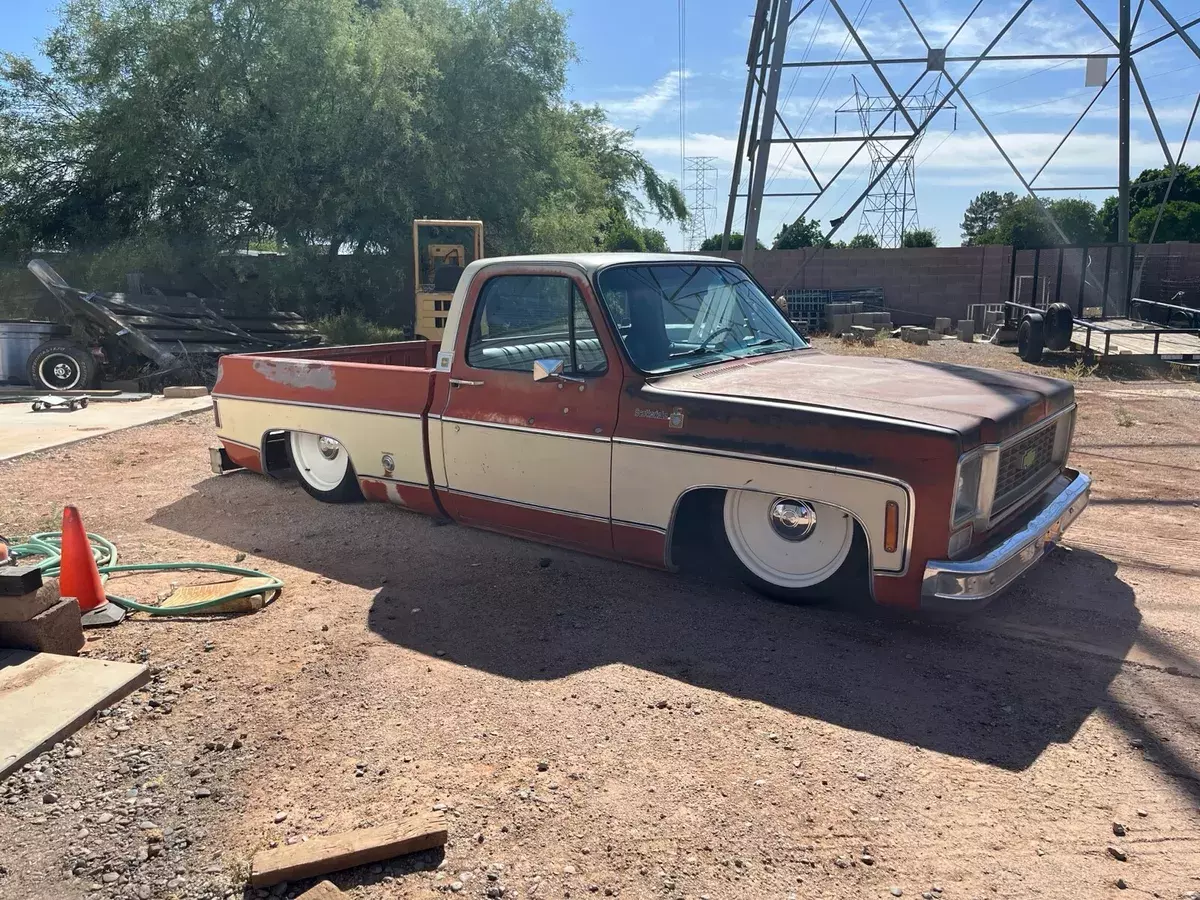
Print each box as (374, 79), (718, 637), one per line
(286, 432), (363, 503)
(722, 490), (854, 591)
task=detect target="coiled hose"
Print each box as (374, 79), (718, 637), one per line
(6, 532), (283, 615)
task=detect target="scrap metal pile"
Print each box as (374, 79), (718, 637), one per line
(26, 259), (323, 389)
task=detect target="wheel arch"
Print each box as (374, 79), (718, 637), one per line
(664, 483), (879, 575)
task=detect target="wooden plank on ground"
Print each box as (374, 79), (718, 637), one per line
(249, 811), (448, 887)
(0, 650), (149, 778)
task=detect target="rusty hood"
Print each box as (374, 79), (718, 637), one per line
(649, 349), (1074, 445)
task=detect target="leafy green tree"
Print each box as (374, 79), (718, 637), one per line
(901, 228), (938, 247)
(961, 191), (1017, 245)
(0, 0), (685, 298)
(1130, 200), (1200, 243)
(967, 196), (1100, 248)
(697, 232), (764, 251)
(847, 233), (879, 248)
(601, 222), (668, 252)
(773, 216), (825, 249)
(1100, 164), (1200, 242)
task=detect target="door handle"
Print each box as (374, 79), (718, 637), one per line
(449, 378), (485, 387)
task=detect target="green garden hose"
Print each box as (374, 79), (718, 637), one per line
(7, 532), (283, 616)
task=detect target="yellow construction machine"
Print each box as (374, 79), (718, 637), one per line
(412, 219), (484, 339)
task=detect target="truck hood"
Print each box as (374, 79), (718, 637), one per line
(650, 349), (1074, 445)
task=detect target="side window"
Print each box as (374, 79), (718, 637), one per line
(466, 274), (608, 375)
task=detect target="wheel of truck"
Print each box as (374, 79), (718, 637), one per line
(286, 432), (364, 503)
(1017, 314), (1045, 363)
(719, 490), (860, 603)
(1044, 303), (1074, 351)
(26, 340), (96, 391)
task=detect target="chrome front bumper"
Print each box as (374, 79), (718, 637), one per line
(922, 468), (1090, 611)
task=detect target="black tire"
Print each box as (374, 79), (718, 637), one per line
(1043, 302), (1073, 351)
(284, 431), (364, 503)
(26, 340), (96, 391)
(1018, 314), (1045, 363)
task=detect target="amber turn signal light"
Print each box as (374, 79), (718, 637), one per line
(884, 500), (900, 553)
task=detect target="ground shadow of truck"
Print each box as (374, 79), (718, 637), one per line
(153, 471), (1139, 773)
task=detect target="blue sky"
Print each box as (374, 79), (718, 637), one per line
(5, 0), (1199, 247)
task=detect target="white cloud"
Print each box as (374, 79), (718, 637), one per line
(599, 70), (691, 121)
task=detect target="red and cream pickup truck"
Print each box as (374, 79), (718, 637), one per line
(210, 253), (1090, 612)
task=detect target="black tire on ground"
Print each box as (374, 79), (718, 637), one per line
(284, 431), (364, 503)
(1043, 302), (1074, 351)
(1018, 313), (1045, 363)
(25, 340), (96, 391)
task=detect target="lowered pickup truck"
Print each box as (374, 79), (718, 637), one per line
(210, 253), (1090, 611)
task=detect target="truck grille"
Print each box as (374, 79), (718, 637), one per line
(994, 420), (1058, 513)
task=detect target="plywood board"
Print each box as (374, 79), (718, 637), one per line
(0, 650), (150, 778)
(249, 811), (448, 887)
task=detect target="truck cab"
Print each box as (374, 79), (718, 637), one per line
(212, 253), (1090, 612)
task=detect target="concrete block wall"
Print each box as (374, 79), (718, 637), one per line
(697, 241), (1200, 326)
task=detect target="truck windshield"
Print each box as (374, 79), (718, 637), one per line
(595, 263), (808, 374)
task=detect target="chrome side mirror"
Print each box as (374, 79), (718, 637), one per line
(532, 358), (582, 384)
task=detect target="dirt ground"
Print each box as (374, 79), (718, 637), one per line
(2, 338), (1200, 900)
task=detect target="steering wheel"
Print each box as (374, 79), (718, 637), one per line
(694, 325), (741, 353)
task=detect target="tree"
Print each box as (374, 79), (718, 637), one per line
(773, 216), (825, 249)
(847, 233), (879, 248)
(698, 232), (764, 251)
(902, 228), (937, 247)
(0, 0), (686, 297)
(1130, 200), (1200, 243)
(601, 222), (668, 252)
(961, 191), (1017, 245)
(1099, 164), (1200, 242)
(963, 195), (1101, 248)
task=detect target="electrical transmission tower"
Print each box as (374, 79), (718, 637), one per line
(684, 157), (719, 250)
(721, 0), (1200, 269)
(834, 75), (954, 248)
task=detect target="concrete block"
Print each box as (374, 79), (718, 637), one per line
(827, 313), (854, 335)
(934, 316), (952, 334)
(873, 312), (893, 327)
(848, 301), (865, 313)
(826, 303), (852, 316)
(851, 312), (877, 326)
(162, 385), (209, 399)
(849, 325), (877, 345)
(983, 310), (1003, 328)
(0, 598), (84, 656)
(957, 319), (975, 343)
(901, 326), (930, 345)
(0, 579), (61, 623)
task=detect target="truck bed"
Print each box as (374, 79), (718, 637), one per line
(212, 340), (444, 511)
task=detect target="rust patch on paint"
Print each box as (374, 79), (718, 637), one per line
(252, 358), (336, 391)
(359, 478), (390, 503)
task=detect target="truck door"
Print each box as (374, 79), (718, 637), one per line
(439, 265), (622, 552)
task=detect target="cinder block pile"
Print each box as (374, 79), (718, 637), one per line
(900, 325), (930, 345)
(826, 301), (892, 336)
(0, 567), (84, 656)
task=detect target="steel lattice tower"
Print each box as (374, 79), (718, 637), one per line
(684, 157), (719, 250)
(836, 75), (952, 247)
(721, 0), (1200, 271)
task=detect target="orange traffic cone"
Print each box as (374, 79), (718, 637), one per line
(59, 505), (107, 613)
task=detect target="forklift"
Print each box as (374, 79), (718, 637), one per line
(412, 219), (484, 340)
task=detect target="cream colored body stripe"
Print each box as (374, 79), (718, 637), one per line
(216, 397), (429, 486)
(440, 420), (611, 518)
(611, 441), (910, 573)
